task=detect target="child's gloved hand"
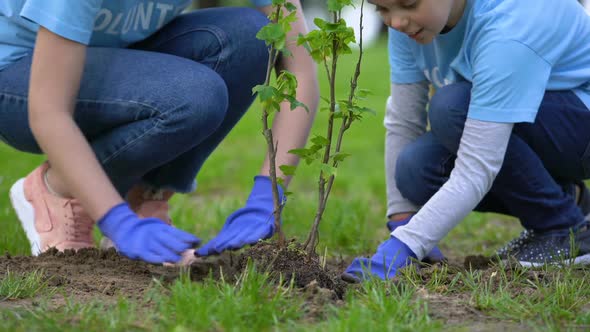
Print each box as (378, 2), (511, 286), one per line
(342, 236), (417, 282)
(386, 216), (445, 263)
(97, 203), (200, 264)
(196, 176), (284, 256)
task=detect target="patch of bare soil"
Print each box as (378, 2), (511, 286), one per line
(0, 248), (576, 328)
(0, 242), (347, 310)
(0, 247), (223, 307)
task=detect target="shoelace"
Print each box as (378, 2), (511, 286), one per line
(63, 199), (94, 242)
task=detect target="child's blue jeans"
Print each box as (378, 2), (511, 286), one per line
(396, 81), (590, 231)
(0, 8), (269, 195)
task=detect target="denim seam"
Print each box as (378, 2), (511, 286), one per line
(583, 141), (590, 177)
(99, 119), (162, 165)
(0, 91), (164, 115)
(0, 91), (166, 164)
(145, 26), (229, 72)
(0, 92), (27, 101)
(439, 153), (454, 176)
(81, 100), (165, 164)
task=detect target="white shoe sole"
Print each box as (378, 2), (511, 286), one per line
(518, 253), (590, 268)
(9, 179), (42, 256)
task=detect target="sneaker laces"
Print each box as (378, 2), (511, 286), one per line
(63, 199), (94, 243)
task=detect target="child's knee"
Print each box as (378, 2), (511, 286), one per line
(428, 82), (472, 152)
(395, 148), (429, 205)
(428, 82), (471, 130)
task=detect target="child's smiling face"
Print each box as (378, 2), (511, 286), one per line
(367, 0), (466, 44)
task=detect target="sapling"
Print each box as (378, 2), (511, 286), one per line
(296, 0), (373, 255)
(254, 0), (308, 247)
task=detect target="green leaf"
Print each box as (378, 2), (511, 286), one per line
(277, 70), (298, 94)
(319, 163), (337, 179)
(279, 164), (297, 176)
(279, 47), (293, 58)
(327, 0), (354, 12)
(277, 177), (286, 191)
(288, 148), (310, 158)
(284, 2), (297, 12)
(253, 85), (278, 102)
(256, 23), (282, 41)
(288, 97), (309, 112)
(356, 89), (372, 98)
(357, 106), (377, 116)
(256, 23), (285, 47)
(332, 152), (351, 163)
(297, 33), (312, 53)
(313, 18), (328, 30)
(311, 135), (329, 146)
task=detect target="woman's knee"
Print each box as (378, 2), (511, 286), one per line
(232, 7), (270, 36)
(225, 8), (270, 78)
(180, 73), (228, 133)
(154, 63), (229, 139)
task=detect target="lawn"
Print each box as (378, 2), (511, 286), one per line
(1, 37), (590, 331)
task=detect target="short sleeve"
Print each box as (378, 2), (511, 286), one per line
(468, 39), (551, 123)
(21, 0), (103, 44)
(388, 28), (426, 84)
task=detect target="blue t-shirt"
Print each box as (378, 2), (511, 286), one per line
(389, 0), (590, 123)
(0, 0), (272, 71)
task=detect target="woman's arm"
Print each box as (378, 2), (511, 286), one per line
(29, 27), (123, 220)
(258, 1), (320, 187)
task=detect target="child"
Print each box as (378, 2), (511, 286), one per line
(0, 1), (318, 264)
(344, 0), (590, 281)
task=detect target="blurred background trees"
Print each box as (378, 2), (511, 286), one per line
(187, 0), (590, 48)
(189, 0), (386, 48)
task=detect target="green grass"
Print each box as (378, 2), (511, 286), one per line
(0, 297), (147, 332)
(305, 281), (438, 332)
(0, 269), (51, 300)
(1, 37), (589, 330)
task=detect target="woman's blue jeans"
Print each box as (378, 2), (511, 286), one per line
(396, 82), (590, 232)
(0, 8), (269, 195)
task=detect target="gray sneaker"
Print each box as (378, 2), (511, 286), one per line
(497, 181), (590, 259)
(509, 221), (590, 267)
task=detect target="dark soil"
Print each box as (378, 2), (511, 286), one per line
(0, 242), (348, 309)
(236, 240), (348, 299)
(0, 246), (571, 328)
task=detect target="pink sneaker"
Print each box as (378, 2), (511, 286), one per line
(9, 162), (95, 255)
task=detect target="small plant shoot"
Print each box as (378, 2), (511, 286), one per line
(254, 0), (308, 247)
(296, 0), (374, 255)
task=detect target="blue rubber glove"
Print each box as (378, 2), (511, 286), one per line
(196, 176), (285, 256)
(342, 236), (417, 282)
(386, 216), (445, 263)
(98, 203), (201, 264)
